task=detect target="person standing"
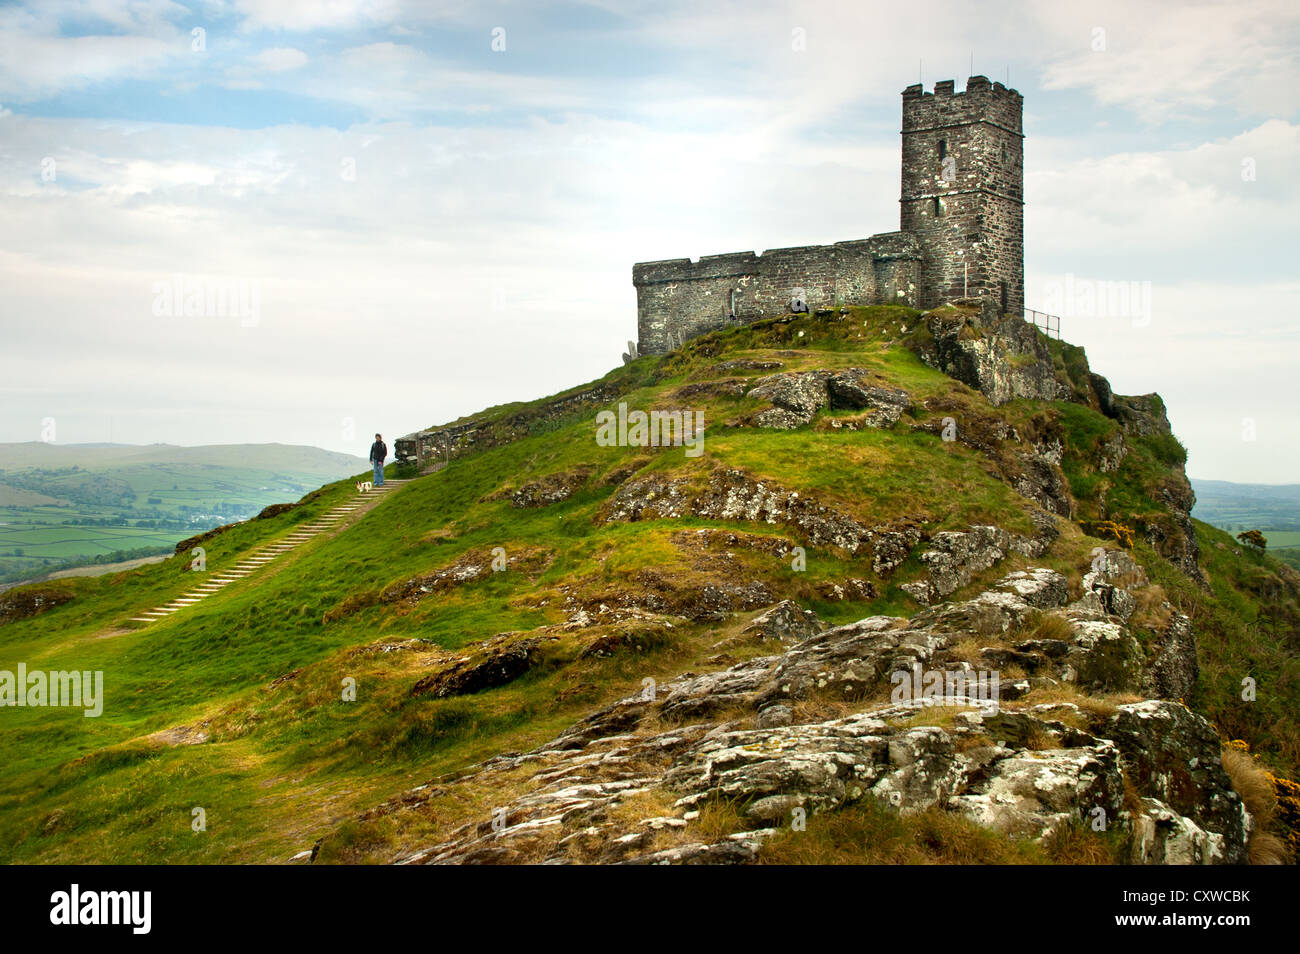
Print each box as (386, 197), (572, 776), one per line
(369, 433), (387, 486)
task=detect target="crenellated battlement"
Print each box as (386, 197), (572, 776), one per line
(903, 75), (1021, 102)
(631, 76), (1024, 355)
(902, 75), (1022, 135)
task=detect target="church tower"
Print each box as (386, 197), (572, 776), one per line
(900, 76), (1023, 315)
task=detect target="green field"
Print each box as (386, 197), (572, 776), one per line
(0, 519), (178, 558)
(0, 443), (367, 584)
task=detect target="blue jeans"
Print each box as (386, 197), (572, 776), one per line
(372, 460), (384, 485)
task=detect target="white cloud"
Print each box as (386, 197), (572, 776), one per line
(233, 0), (401, 32)
(1033, 0), (1300, 122)
(0, 0), (192, 101)
(223, 45), (310, 87)
(0, 30), (184, 101)
(247, 46), (309, 72)
(1026, 118), (1300, 260)
(305, 42), (599, 118)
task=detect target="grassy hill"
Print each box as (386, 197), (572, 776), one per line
(1, 305), (1296, 865)
(0, 443), (367, 584)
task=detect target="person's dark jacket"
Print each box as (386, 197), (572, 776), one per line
(369, 440), (387, 463)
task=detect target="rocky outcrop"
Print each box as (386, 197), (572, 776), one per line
(1071, 546), (1146, 619)
(1131, 797), (1232, 864)
(1140, 613), (1198, 702)
(908, 307), (1201, 584)
(1108, 702), (1249, 863)
(508, 469), (591, 508)
(1014, 438), (1074, 517)
(602, 467), (1056, 597)
(814, 578), (877, 602)
(409, 633), (551, 699)
(824, 373), (912, 428)
(1097, 432), (1127, 473)
(1112, 393), (1171, 438)
(943, 718), (1124, 841)
(351, 551), (1247, 866)
(602, 467), (876, 555)
(748, 370), (832, 428)
(911, 399), (1074, 519)
(739, 600), (823, 644)
(900, 510), (1059, 605)
(667, 527), (802, 562)
(1151, 473), (1205, 584)
(744, 368), (912, 429)
(0, 585), (74, 624)
(911, 301), (1063, 406)
(583, 569), (773, 623)
(1076, 382), (1203, 582)
(871, 522), (924, 575)
(577, 618), (678, 658)
(384, 548), (550, 606)
(1060, 617), (1145, 693)
(995, 567), (1071, 608)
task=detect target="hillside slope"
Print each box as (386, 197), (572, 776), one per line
(1, 304), (1297, 865)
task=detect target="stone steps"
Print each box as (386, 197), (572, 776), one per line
(126, 480), (416, 626)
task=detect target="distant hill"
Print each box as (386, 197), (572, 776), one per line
(1190, 478), (1300, 569)
(0, 442), (367, 584)
(1190, 478), (1300, 521)
(0, 441), (365, 474)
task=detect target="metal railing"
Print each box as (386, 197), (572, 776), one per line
(1025, 309), (1061, 339)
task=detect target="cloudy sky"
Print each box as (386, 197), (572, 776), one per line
(0, 0), (1296, 482)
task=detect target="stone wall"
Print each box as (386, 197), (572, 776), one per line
(634, 234), (922, 355)
(398, 382), (621, 468)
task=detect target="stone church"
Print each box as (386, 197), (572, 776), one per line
(632, 76), (1024, 355)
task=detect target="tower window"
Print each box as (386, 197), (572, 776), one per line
(933, 196), (941, 217)
(938, 139), (947, 160)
